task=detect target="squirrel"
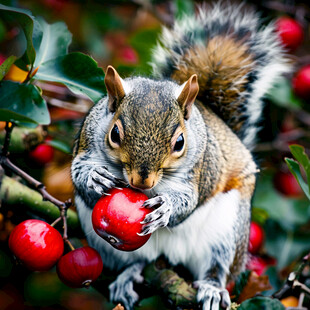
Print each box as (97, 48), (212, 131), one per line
(71, 2), (290, 310)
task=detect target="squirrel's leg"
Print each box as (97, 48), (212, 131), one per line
(195, 179), (253, 310)
(71, 151), (126, 207)
(109, 262), (145, 310)
(193, 240), (234, 310)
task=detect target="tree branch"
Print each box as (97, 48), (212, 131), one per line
(0, 172), (81, 232)
(0, 126), (44, 153)
(142, 259), (198, 308)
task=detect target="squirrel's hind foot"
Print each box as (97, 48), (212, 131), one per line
(109, 262), (145, 310)
(194, 281), (231, 310)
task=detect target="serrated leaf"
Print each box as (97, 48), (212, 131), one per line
(267, 76), (303, 110)
(45, 139), (71, 154)
(0, 55), (17, 81)
(0, 4), (36, 70)
(34, 52), (106, 102)
(33, 18), (72, 71)
(285, 158), (310, 200)
(239, 296), (285, 309)
(0, 81), (50, 126)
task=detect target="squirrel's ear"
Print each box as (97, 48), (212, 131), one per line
(104, 66), (126, 112)
(176, 74), (199, 120)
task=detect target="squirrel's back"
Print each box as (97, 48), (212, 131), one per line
(151, 2), (290, 149)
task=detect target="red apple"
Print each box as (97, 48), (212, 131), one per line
(28, 143), (54, 166)
(248, 222), (264, 254)
(275, 16), (303, 52)
(9, 219), (64, 271)
(292, 65), (310, 100)
(273, 170), (304, 198)
(92, 188), (151, 251)
(57, 246), (103, 288)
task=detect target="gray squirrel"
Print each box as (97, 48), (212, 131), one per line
(71, 2), (290, 309)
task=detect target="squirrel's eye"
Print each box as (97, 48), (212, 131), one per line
(110, 124), (120, 145)
(173, 133), (184, 152)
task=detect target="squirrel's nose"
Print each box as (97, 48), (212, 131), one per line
(129, 171), (157, 190)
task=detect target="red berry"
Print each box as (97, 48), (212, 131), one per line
(0, 54), (6, 65)
(119, 46), (138, 64)
(9, 219), (64, 271)
(92, 188), (151, 251)
(248, 222), (264, 254)
(28, 144), (54, 166)
(246, 255), (276, 276)
(273, 170), (304, 198)
(57, 246), (103, 288)
(292, 65), (310, 100)
(275, 16), (303, 51)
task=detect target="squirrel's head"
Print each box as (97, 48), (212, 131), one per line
(104, 66), (199, 190)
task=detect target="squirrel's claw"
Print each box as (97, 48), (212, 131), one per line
(87, 167), (126, 195)
(142, 195), (163, 209)
(139, 196), (172, 235)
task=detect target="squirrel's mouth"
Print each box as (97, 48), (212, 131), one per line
(126, 169), (158, 190)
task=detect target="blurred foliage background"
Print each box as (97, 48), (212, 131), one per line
(0, 0), (310, 309)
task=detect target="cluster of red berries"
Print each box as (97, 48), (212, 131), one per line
(9, 219), (103, 288)
(9, 188), (151, 288)
(276, 16), (310, 100)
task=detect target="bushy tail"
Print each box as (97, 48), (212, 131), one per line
(150, 2), (290, 149)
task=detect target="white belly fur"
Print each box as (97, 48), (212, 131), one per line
(77, 189), (240, 280)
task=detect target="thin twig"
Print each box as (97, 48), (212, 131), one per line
(273, 251), (310, 300)
(0, 156), (65, 209)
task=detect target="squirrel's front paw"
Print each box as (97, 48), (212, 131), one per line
(139, 195), (172, 235)
(87, 166), (126, 195)
(194, 281), (231, 310)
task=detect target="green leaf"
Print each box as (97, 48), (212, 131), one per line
(174, 0), (195, 19)
(45, 139), (71, 154)
(289, 144), (310, 195)
(285, 158), (310, 200)
(239, 296), (285, 309)
(267, 77), (303, 110)
(33, 18), (72, 70)
(34, 52), (106, 102)
(0, 55), (16, 81)
(253, 173), (310, 228)
(0, 4), (36, 70)
(264, 219), (310, 269)
(0, 81), (50, 126)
